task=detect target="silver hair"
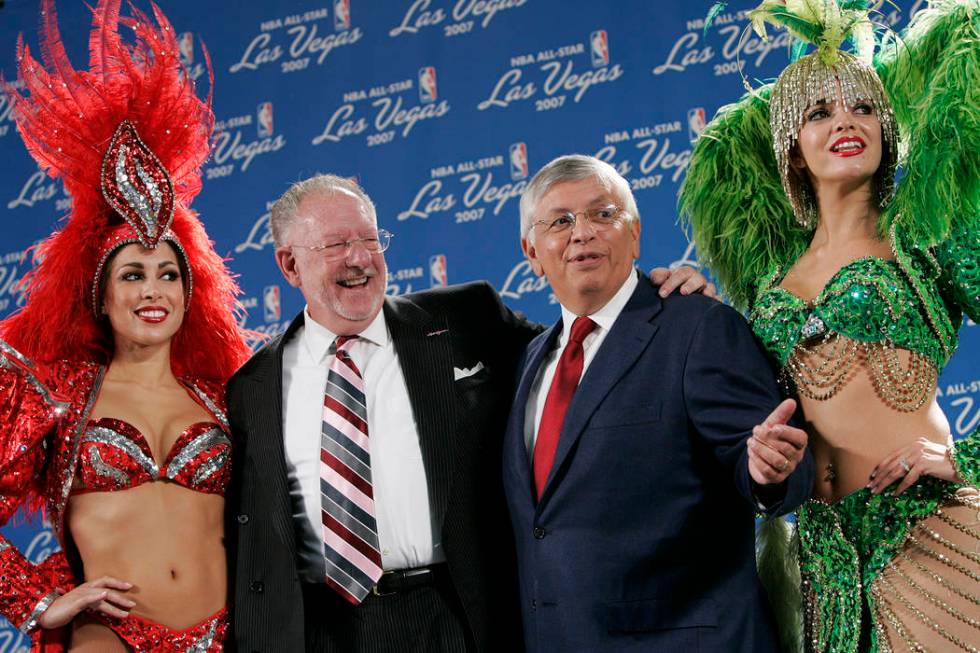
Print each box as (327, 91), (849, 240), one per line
(519, 154), (639, 241)
(270, 174), (378, 246)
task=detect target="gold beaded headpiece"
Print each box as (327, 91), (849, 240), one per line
(740, 0), (899, 227)
(771, 51), (898, 228)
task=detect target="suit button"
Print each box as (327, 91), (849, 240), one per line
(533, 526), (546, 539)
(249, 581), (264, 593)
(237, 514), (249, 524)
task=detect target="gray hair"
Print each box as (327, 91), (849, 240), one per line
(519, 154), (639, 240)
(270, 174), (378, 246)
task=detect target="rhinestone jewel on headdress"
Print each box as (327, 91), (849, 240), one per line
(100, 120), (175, 248)
(800, 313), (828, 340)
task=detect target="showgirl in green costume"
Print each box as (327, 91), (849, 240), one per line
(681, 1), (980, 651)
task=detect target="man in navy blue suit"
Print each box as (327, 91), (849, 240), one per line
(503, 155), (815, 652)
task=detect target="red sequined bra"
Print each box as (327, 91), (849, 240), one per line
(74, 418), (231, 495)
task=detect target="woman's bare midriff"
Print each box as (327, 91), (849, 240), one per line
(66, 482), (226, 637)
(797, 347), (950, 503)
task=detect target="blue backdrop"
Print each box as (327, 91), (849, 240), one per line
(1, 0), (975, 646)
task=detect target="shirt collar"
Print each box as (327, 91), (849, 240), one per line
(301, 306), (390, 364)
(558, 270), (638, 343)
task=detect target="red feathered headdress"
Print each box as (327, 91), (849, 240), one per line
(1, 0), (251, 384)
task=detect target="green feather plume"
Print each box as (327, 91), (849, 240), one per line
(877, 0), (980, 246)
(705, 2), (729, 35)
(747, 0), (880, 65)
(679, 85), (810, 312)
(757, 518), (803, 653)
(755, 7), (828, 45)
(840, 0), (872, 9)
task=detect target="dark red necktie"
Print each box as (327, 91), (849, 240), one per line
(532, 316), (596, 499)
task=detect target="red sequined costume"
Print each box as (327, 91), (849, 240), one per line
(0, 0), (251, 650)
(0, 348), (230, 651)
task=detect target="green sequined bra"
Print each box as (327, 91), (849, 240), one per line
(748, 225), (974, 413)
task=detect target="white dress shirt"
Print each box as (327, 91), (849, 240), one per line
(282, 309), (444, 582)
(524, 272), (639, 454)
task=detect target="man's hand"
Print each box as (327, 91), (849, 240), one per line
(748, 398), (807, 485)
(649, 266), (718, 299)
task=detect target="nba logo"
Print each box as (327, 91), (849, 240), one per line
(263, 285), (281, 322)
(509, 142), (528, 180)
(687, 107), (706, 141)
(429, 255), (448, 288)
(418, 67), (438, 104)
(177, 32), (194, 66)
(590, 30), (609, 67)
(334, 0), (351, 30)
(257, 102), (274, 138)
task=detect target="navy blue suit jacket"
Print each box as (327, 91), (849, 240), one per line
(503, 274), (814, 653)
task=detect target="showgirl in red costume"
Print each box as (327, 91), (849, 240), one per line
(0, 1), (251, 650)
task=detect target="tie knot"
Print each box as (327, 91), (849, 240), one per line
(334, 335), (357, 354)
(569, 316), (596, 345)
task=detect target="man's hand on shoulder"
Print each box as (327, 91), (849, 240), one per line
(649, 266), (718, 299)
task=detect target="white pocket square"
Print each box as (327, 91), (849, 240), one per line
(453, 362), (485, 381)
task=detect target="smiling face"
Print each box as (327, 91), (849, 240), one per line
(521, 176), (640, 316)
(274, 189), (387, 335)
(102, 242), (186, 349)
(792, 98), (883, 193)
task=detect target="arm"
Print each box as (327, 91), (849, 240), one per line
(224, 372), (248, 607)
(0, 452), (71, 633)
(935, 218), (980, 325)
(475, 281), (546, 351)
(682, 303), (814, 516)
(936, 219), (980, 487)
(0, 348), (72, 633)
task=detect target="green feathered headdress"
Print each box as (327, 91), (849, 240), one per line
(747, 0), (881, 66)
(681, 0), (979, 311)
(740, 0), (900, 228)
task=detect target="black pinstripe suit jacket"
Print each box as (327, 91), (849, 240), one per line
(226, 281), (540, 652)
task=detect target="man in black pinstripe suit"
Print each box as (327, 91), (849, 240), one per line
(226, 173), (540, 653)
(225, 173), (711, 652)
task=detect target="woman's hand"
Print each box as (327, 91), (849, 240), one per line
(38, 576), (135, 629)
(649, 266), (718, 299)
(869, 437), (960, 496)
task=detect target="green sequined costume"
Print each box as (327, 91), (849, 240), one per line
(680, 1), (980, 651)
(749, 220), (980, 652)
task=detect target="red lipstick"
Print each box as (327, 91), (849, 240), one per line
(830, 136), (866, 157)
(135, 306), (169, 323)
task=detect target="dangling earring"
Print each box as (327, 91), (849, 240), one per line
(789, 178), (817, 230)
(876, 168), (895, 210)
(799, 182), (817, 230)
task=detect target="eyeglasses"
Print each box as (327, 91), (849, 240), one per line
(289, 229), (393, 261)
(532, 206), (625, 236)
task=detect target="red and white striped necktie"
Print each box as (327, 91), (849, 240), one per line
(319, 335), (383, 603)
